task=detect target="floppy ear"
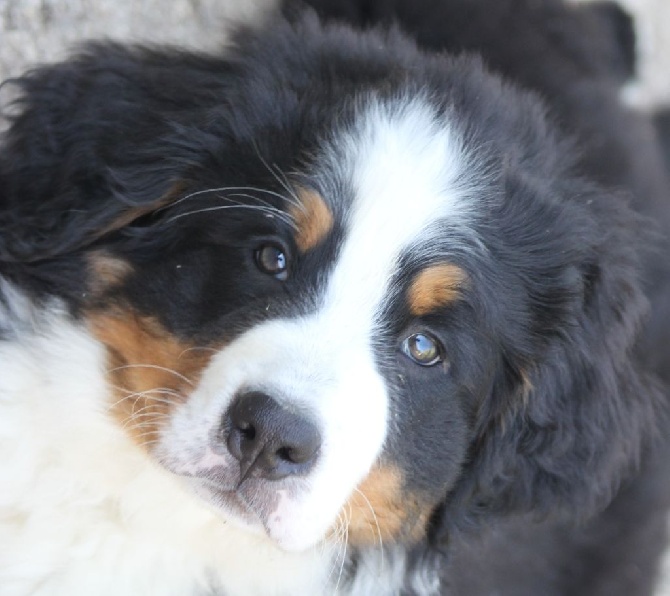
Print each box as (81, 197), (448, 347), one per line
(0, 42), (230, 264)
(433, 178), (663, 539)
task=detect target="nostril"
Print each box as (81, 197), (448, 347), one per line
(276, 446), (294, 463)
(237, 422), (256, 442)
(274, 444), (317, 465)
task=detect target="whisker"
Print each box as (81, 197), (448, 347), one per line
(270, 163), (304, 212)
(110, 385), (183, 397)
(252, 140), (304, 210)
(228, 186), (301, 206)
(333, 504), (351, 594)
(123, 419), (170, 432)
(160, 186), (270, 207)
(106, 387), (182, 412)
(325, 514), (348, 587)
(250, 141), (305, 213)
(271, 170), (303, 211)
(353, 487), (385, 575)
(135, 438), (163, 448)
(166, 185), (300, 210)
(126, 436), (164, 450)
(166, 204), (297, 229)
(177, 346), (219, 359)
(107, 364), (194, 386)
(123, 401), (173, 419)
(225, 194), (297, 227)
(124, 408), (172, 420)
(224, 192), (283, 211)
(122, 416), (171, 432)
(123, 402), (174, 418)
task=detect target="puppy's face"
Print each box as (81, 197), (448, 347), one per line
(86, 97), (491, 551)
(4, 21), (650, 557)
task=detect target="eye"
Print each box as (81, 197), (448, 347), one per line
(401, 332), (444, 367)
(255, 244), (288, 280)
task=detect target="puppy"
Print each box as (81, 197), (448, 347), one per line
(1, 0), (669, 594)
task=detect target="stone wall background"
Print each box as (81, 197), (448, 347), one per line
(609, 0), (670, 108)
(1, 0), (669, 593)
(1, 0), (669, 108)
(0, 0), (275, 82)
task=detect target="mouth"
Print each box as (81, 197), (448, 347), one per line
(195, 474), (331, 553)
(189, 476), (266, 531)
(162, 445), (268, 531)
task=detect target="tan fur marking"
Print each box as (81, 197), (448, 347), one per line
(408, 263), (467, 316)
(88, 310), (213, 448)
(87, 251), (134, 295)
(291, 188), (334, 252)
(338, 466), (430, 546)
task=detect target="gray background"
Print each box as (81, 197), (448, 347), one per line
(1, 0), (669, 109)
(1, 0), (668, 593)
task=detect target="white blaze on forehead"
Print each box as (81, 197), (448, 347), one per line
(321, 97), (472, 327)
(258, 98), (477, 550)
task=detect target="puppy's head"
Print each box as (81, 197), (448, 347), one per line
(0, 16), (659, 552)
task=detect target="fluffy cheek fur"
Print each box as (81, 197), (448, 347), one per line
(87, 310), (215, 447)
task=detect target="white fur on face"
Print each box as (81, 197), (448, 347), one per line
(159, 96), (477, 551)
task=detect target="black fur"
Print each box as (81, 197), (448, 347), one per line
(1, 0), (669, 594)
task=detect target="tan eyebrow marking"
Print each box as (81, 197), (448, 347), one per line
(291, 187), (334, 252)
(408, 263), (467, 316)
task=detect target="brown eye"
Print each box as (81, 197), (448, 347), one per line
(402, 332), (444, 366)
(255, 244), (288, 280)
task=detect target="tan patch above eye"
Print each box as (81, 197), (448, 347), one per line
(291, 187), (334, 252)
(336, 465), (430, 547)
(408, 263), (467, 316)
(87, 309), (214, 448)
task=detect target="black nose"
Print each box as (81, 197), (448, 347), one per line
(225, 391), (321, 481)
